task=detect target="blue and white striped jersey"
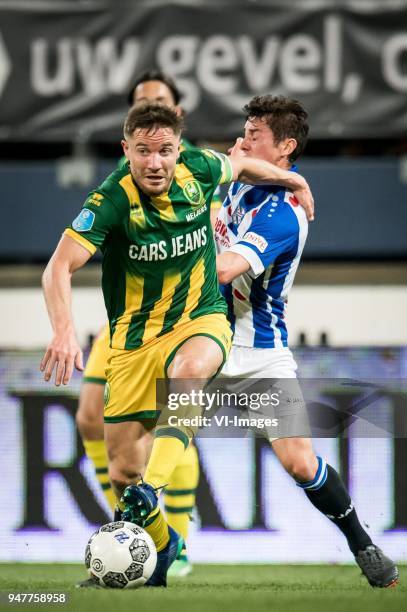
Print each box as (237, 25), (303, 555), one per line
(214, 177), (308, 348)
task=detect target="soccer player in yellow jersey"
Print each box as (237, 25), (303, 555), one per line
(76, 70), (215, 578)
(41, 102), (313, 586)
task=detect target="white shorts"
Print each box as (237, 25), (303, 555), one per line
(219, 346), (308, 442)
(220, 345), (298, 379)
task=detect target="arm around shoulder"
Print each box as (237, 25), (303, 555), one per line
(228, 156), (314, 222)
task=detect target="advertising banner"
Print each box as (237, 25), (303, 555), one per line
(1, 1), (407, 141)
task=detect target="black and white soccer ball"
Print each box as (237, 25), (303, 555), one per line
(85, 521), (157, 588)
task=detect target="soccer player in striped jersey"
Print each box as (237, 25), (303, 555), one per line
(76, 70), (214, 578)
(41, 101), (314, 587)
(215, 95), (398, 588)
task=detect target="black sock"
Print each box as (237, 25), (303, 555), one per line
(300, 459), (373, 555)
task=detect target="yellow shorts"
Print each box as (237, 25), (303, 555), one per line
(83, 324), (110, 384)
(104, 312), (232, 424)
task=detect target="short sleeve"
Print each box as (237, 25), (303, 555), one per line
(228, 206), (301, 277)
(64, 191), (121, 255)
(201, 149), (234, 186)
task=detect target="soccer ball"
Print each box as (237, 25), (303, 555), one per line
(85, 521), (157, 588)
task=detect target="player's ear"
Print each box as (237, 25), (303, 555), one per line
(282, 138), (297, 160)
(174, 105), (183, 117)
(175, 133), (181, 155)
(121, 139), (129, 158)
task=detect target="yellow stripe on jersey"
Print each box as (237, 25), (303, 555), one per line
(64, 228), (97, 255)
(142, 269), (182, 345)
(112, 272), (144, 349)
(150, 192), (177, 222)
(174, 163), (194, 189)
(181, 258), (206, 320)
(119, 173), (147, 228)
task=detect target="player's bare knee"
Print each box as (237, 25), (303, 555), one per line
(286, 456), (318, 482)
(170, 356), (208, 379)
(76, 384), (105, 439)
(75, 409), (104, 440)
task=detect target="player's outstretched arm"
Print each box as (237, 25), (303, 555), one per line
(40, 235), (92, 386)
(228, 139), (314, 221)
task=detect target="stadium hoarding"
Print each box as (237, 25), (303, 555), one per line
(1, 1), (407, 141)
(1, 347), (406, 563)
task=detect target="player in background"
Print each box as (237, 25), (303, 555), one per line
(76, 70), (210, 578)
(41, 102), (314, 587)
(214, 95), (398, 588)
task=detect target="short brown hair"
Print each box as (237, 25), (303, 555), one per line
(123, 102), (184, 139)
(243, 95), (309, 162)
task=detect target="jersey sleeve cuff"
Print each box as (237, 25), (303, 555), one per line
(228, 243), (265, 277)
(64, 228), (97, 255)
(220, 154), (234, 185)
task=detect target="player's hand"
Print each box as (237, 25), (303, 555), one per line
(40, 329), (84, 386)
(228, 137), (247, 158)
(291, 175), (314, 222)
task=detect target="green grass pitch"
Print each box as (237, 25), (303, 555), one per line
(0, 564), (406, 612)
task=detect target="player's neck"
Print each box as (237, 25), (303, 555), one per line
(263, 155), (291, 171)
(277, 158), (291, 171)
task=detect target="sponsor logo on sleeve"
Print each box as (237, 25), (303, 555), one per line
(72, 208), (95, 232)
(242, 231), (268, 253)
(87, 192), (104, 207)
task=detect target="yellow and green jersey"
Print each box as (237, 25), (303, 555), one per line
(180, 139), (222, 208)
(117, 138), (222, 207)
(65, 148), (233, 350)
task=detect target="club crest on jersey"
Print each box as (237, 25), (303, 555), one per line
(72, 209), (95, 232)
(182, 180), (204, 206)
(232, 204), (245, 225)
